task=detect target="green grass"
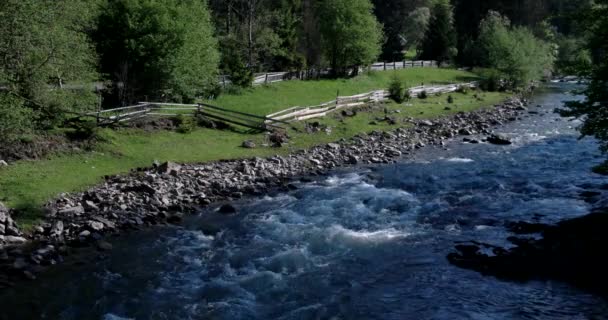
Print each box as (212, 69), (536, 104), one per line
(206, 67), (479, 116)
(0, 69), (507, 230)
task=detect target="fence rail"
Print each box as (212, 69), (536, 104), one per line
(81, 102), (287, 132)
(266, 82), (476, 123)
(220, 60), (438, 87)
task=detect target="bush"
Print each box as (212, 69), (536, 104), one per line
(476, 11), (554, 88)
(479, 69), (503, 92)
(417, 90), (428, 99)
(388, 75), (408, 103)
(95, 0), (220, 104)
(0, 94), (33, 142)
(172, 115), (196, 134)
(64, 119), (99, 141)
(447, 95), (454, 104)
(456, 85), (469, 94)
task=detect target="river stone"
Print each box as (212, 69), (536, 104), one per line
(96, 240), (113, 251)
(487, 134), (512, 145)
(89, 221), (104, 231)
(79, 230), (91, 238)
(158, 162), (182, 175)
(59, 205), (85, 216)
(4, 236), (27, 244)
(51, 221), (64, 236)
(218, 204), (237, 215)
(13, 258), (27, 270)
(0, 160), (7, 167)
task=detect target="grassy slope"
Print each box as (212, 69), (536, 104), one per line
(0, 68), (507, 228)
(207, 68), (479, 115)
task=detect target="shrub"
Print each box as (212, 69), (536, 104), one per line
(447, 95), (454, 104)
(479, 69), (503, 92)
(95, 0), (220, 104)
(64, 119), (99, 141)
(417, 90), (428, 99)
(172, 115), (196, 134)
(476, 11), (554, 88)
(0, 94), (33, 142)
(456, 85), (469, 94)
(388, 75), (407, 103)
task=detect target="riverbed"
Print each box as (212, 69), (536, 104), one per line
(1, 83), (607, 320)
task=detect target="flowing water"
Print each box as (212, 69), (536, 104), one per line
(2, 83), (608, 320)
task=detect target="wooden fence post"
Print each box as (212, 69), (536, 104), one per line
(383, 62), (386, 70)
(265, 73), (269, 84)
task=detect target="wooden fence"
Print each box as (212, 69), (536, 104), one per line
(220, 60), (438, 87)
(266, 82), (476, 123)
(84, 102), (287, 132)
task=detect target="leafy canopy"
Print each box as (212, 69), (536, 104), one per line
(477, 11), (554, 88)
(317, 0), (383, 76)
(419, 1), (458, 63)
(559, 0), (608, 174)
(95, 0), (219, 104)
(0, 0), (99, 138)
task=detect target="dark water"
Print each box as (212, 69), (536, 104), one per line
(2, 84), (608, 320)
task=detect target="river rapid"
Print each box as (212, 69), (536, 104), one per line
(1, 83), (607, 320)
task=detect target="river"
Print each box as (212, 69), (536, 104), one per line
(1, 83), (607, 319)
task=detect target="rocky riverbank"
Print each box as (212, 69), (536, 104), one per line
(0, 97), (531, 287)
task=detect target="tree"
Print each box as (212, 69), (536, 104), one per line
(559, 0), (608, 174)
(419, 1), (457, 63)
(403, 7), (431, 52)
(0, 0), (99, 139)
(94, 0), (219, 104)
(317, 0), (383, 76)
(476, 11), (554, 88)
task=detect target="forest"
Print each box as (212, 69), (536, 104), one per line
(0, 0), (601, 145)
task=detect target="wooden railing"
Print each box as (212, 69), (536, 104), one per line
(220, 60), (438, 87)
(266, 82), (476, 123)
(84, 102), (287, 132)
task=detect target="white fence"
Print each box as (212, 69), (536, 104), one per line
(266, 82), (476, 123)
(220, 60), (438, 87)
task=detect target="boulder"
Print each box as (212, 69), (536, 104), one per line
(0, 160), (7, 167)
(157, 162), (182, 175)
(242, 140), (256, 149)
(487, 134), (512, 145)
(58, 205), (85, 216)
(96, 240), (113, 251)
(218, 204), (237, 215)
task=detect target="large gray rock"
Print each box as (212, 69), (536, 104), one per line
(0, 160), (8, 167)
(58, 205), (85, 216)
(487, 134), (512, 145)
(158, 162), (182, 175)
(242, 140), (256, 149)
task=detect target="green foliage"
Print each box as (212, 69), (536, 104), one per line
(0, 0), (99, 139)
(559, 0), (608, 170)
(220, 37), (255, 88)
(419, 2), (458, 63)
(64, 119), (100, 141)
(173, 115), (196, 134)
(478, 69), (503, 92)
(95, 0), (219, 104)
(0, 95), (33, 142)
(555, 37), (592, 76)
(404, 7), (432, 51)
(456, 85), (469, 94)
(476, 11), (554, 88)
(317, 0), (383, 76)
(447, 95), (454, 103)
(388, 75), (408, 103)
